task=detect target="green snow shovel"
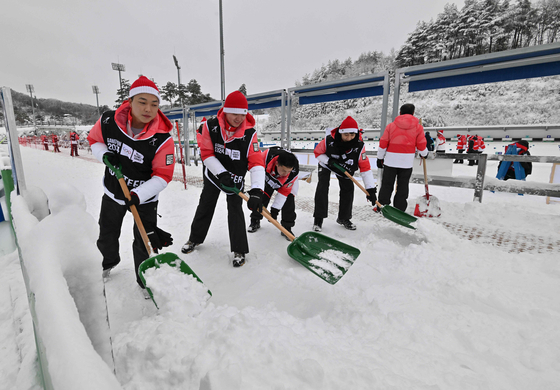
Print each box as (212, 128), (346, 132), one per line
(332, 161), (417, 230)
(229, 186), (361, 285)
(375, 200), (417, 230)
(103, 156), (210, 308)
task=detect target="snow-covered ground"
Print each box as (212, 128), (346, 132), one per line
(1, 141), (560, 390)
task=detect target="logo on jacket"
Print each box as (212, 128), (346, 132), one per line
(131, 150), (144, 164)
(149, 138), (157, 147)
(107, 138), (122, 152)
(103, 117), (110, 124)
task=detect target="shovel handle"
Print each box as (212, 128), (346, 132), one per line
(104, 156), (153, 255)
(422, 158), (430, 201)
(343, 171), (370, 197)
(236, 191), (296, 242)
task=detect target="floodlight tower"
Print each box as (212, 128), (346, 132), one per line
(111, 62), (126, 90)
(219, 0), (225, 101)
(25, 84), (36, 129)
(92, 85), (100, 115)
(173, 55), (182, 107)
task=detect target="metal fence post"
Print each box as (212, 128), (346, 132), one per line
(473, 154), (487, 202)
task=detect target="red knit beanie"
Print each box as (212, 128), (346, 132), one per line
(339, 116), (359, 134)
(223, 91), (248, 115)
(129, 76), (161, 103)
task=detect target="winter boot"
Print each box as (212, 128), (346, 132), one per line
(233, 252), (246, 267)
(247, 219), (260, 233)
(313, 218), (323, 232)
(181, 241), (200, 254)
(336, 218), (357, 230)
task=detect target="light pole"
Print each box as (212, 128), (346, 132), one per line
(173, 55), (182, 107)
(25, 84), (36, 129)
(219, 0), (225, 101)
(111, 62), (126, 91)
(92, 85), (100, 115)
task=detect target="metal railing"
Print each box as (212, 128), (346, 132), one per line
(291, 149), (560, 202)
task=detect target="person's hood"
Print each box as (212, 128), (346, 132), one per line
(394, 114), (419, 130)
(216, 108), (256, 140)
(114, 100), (173, 137)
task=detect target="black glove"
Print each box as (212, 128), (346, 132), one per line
(247, 188), (263, 213)
(327, 158), (345, 174)
(147, 227), (173, 250)
(270, 207), (280, 220)
(421, 153), (428, 159)
(125, 191), (140, 209)
(217, 171), (235, 189)
(103, 151), (120, 167)
(376, 159), (384, 169)
(365, 187), (377, 203)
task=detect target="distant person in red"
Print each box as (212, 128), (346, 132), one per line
(454, 134), (467, 164)
(52, 134), (61, 153)
(41, 134), (49, 151)
(436, 130), (446, 154)
(70, 131), (79, 156)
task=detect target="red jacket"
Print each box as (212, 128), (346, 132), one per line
(477, 137), (486, 151)
(87, 100), (175, 183)
(197, 109), (262, 172)
(456, 134), (467, 150)
(378, 114), (427, 168)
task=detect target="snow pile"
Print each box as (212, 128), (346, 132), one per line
(413, 194), (442, 217)
(143, 263), (211, 317)
(10, 185), (121, 390)
(309, 249), (354, 278)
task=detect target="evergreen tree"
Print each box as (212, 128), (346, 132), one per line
(238, 84), (248, 96)
(114, 78), (131, 108)
(161, 82), (177, 106)
(186, 79), (214, 105)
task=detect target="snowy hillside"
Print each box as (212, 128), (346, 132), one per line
(1, 143), (560, 389)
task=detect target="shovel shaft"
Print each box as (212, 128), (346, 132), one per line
(116, 177), (154, 256)
(422, 158), (430, 201)
(343, 171), (371, 197)
(237, 191), (296, 242)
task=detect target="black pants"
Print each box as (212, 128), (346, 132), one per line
(189, 175), (249, 254)
(467, 150), (481, 166)
(97, 194), (158, 287)
(251, 190), (297, 229)
(378, 165), (413, 212)
(313, 165), (354, 221)
(71, 144), (79, 156)
(453, 149), (464, 163)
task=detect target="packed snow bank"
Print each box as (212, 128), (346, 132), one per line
(10, 185), (121, 390)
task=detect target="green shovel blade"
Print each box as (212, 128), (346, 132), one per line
(380, 205), (417, 229)
(287, 232), (361, 285)
(138, 252), (211, 308)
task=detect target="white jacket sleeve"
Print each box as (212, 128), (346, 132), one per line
(91, 142), (108, 163)
(249, 165), (265, 191)
(204, 156), (227, 176)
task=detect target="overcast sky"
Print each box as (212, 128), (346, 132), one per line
(1, 0), (465, 107)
